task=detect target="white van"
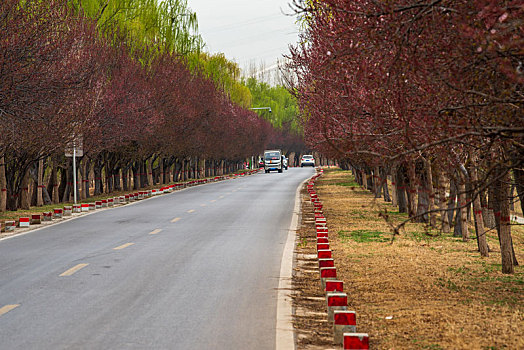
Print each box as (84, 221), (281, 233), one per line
(264, 150), (283, 173)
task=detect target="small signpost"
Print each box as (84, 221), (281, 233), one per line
(65, 137), (83, 205)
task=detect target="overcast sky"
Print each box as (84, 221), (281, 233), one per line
(188, 0), (300, 77)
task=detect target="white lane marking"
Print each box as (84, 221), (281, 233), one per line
(275, 177), (308, 350)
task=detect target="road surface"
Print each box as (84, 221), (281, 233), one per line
(0, 168), (314, 349)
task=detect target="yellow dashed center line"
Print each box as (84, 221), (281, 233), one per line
(171, 217), (181, 223)
(113, 243), (134, 250)
(210, 200), (216, 203)
(200, 204), (206, 207)
(187, 209), (195, 213)
(0, 304), (19, 317)
(149, 229), (162, 235)
(60, 263), (89, 277)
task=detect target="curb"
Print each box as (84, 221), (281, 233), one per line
(307, 169), (370, 349)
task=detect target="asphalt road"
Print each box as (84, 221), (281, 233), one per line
(0, 167), (314, 350)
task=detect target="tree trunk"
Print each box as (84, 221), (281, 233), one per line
(381, 168), (391, 202)
(147, 158), (154, 187)
(458, 171), (469, 241)
(438, 172), (451, 233)
(424, 158), (437, 227)
(20, 167), (31, 210)
(0, 156), (7, 211)
(470, 164), (489, 257)
(94, 156), (103, 195)
(391, 166), (398, 207)
(499, 172), (515, 274)
(407, 161), (418, 218)
(36, 158), (44, 206)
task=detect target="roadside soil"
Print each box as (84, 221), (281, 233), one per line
(292, 168), (523, 349)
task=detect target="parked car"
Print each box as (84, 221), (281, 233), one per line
(300, 155), (315, 167)
(264, 149), (283, 173)
(258, 157), (265, 168)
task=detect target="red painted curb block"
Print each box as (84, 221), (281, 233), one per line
(53, 208), (63, 218)
(108, 198), (114, 207)
(317, 226), (328, 232)
(319, 258), (334, 268)
(317, 231), (328, 238)
(63, 206), (72, 216)
(325, 280), (344, 293)
(327, 292), (348, 322)
(321, 267), (337, 279)
(43, 212), (53, 221)
(334, 311), (358, 345)
(335, 310), (356, 326)
(4, 220), (16, 231)
(343, 333), (369, 349)
(81, 203), (89, 212)
(101, 199), (108, 207)
(18, 217), (30, 228)
(89, 203), (96, 210)
(318, 249), (332, 259)
(73, 204), (81, 213)
(95, 201), (102, 209)
(317, 237), (329, 244)
(31, 214), (42, 224)
(317, 242), (330, 251)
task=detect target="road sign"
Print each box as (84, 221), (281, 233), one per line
(65, 137), (83, 157)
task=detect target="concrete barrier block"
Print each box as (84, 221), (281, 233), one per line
(81, 204), (89, 212)
(73, 204), (81, 213)
(31, 214), (42, 224)
(43, 212), (53, 221)
(317, 226), (328, 233)
(124, 194), (130, 202)
(108, 198), (114, 207)
(317, 242), (330, 251)
(89, 203), (96, 210)
(343, 333), (369, 349)
(318, 249), (332, 259)
(325, 280), (344, 293)
(18, 217), (30, 228)
(317, 231), (328, 238)
(334, 311), (357, 345)
(53, 208), (63, 218)
(4, 220), (16, 231)
(63, 206), (72, 216)
(101, 199), (108, 207)
(327, 292), (347, 322)
(319, 258), (334, 269)
(320, 267), (337, 289)
(317, 237), (329, 244)
(95, 201), (102, 209)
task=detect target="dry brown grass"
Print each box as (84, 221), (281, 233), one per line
(315, 168), (524, 349)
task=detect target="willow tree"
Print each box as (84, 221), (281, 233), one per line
(70, 0), (202, 59)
